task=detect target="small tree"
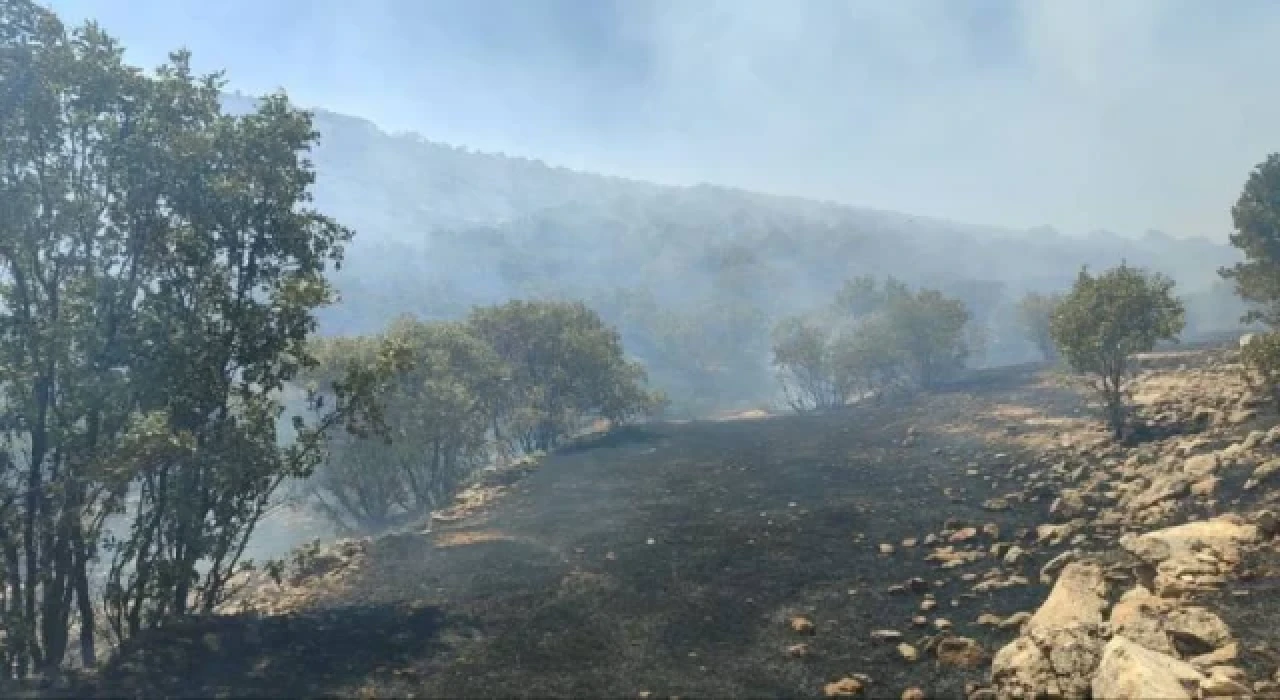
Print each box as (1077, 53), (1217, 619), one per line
(1050, 264), (1185, 438)
(883, 288), (971, 388)
(771, 315), (842, 411)
(1016, 292), (1063, 361)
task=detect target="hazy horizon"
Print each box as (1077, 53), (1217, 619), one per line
(48, 0), (1280, 242)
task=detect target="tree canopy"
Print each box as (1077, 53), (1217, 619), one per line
(1049, 264), (1185, 438)
(0, 0), (385, 673)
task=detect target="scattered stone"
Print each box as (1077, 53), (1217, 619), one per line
(976, 613), (1003, 627)
(900, 688), (925, 700)
(936, 636), (985, 668)
(823, 677), (864, 697)
(998, 612), (1031, 630)
(879, 543), (896, 555)
(981, 498), (1010, 512)
(871, 629), (903, 643)
(790, 616), (816, 635)
(787, 643), (811, 658)
(898, 643), (919, 662)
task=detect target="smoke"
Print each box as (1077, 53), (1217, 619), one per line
(47, 0), (1280, 240)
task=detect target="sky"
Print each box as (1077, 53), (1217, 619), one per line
(46, 0), (1280, 241)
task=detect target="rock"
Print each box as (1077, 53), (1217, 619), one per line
(1003, 546), (1026, 566)
(936, 637), (986, 668)
(1190, 477), (1219, 497)
(998, 612), (1032, 630)
(898, 643), (919, 662)
(1038, 549), (1081, 586)
(1182, 453), (1220, 479)
(1165, 607), (1233, 655)
(823, 678), (864, 697)
(1027, 561), (1109, 635)
(900, 688), (925, 700)
(871, 629), (903, 642)
(790, 616), (816, 635)
(1247, 458), (1280, 490)
(1049, 489), (1087, 520)
(933, 618), (952, 631)
(879, 543), (896, 555)
(990, 562), (1110, 698)
(981, 498), (1010, 512)
(1189, 642), (1240, 669)
(1109, 586), (1176, 656)
(920, 599), (937, 612)
(1120, 517), (1259, 596)
(902, 537), (919, 548)
(1201, 667), (1252, 697)
(787, 643), (811, 658)
(1092, 636), (1206, 699)
(977, 613), (1003, 627)
(1036, 523), (1075, 546)
(950, 527), (979, 543)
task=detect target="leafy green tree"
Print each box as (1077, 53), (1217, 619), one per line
(304, 318), (506, 533)
(466, 300), (660, 453)
(0, 2), (381, 672)
(882, 288), (971, 388)
(1016, 292), (1064, 361)
(1222, 153), (1280, 326)
(1239, 332), (1280, 408)
(828, 316), (908, 401)
(1050, 264), (1185, 438)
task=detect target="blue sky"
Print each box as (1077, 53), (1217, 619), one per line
(47, 0), (1280, 240)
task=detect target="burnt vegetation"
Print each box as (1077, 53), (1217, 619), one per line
(7, 1), (1280, 697)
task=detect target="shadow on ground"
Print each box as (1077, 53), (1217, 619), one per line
(63, 604), (446, 698)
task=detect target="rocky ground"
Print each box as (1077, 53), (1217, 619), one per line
(38, 345), (1280, 698)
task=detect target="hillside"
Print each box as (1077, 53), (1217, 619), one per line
(220, 95), (1252, 412)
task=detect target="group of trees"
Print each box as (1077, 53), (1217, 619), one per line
(0, 2), (661, 675)
(304, 301), (661, 534)
(771, 277), (971, 411)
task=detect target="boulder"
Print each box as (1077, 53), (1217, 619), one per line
(1092, 636), (1206, 699)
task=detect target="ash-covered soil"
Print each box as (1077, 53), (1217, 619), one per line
(58, 355), (1280, 699)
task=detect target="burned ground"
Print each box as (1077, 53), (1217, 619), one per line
(57, 362), (1115, 699)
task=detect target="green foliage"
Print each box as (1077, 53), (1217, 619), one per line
(772, 277), (970, 410)
(1222, 153), (1280, 326)
(1239, 333), (1280, 407)
(0, 2), (380, 673)
(304, 318), (506, 534)
(1016, 292), (1064, 361)
(467, 300), (661, 454)
(881, 287), (972, 388)
(1050, 264), (1186, 437)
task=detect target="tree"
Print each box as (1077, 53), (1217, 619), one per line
(0, 2), (381, 673)
(1016, 292), (1063, 361)
(1221, 153), (1280, 326)
(466, 300), (660, 454)
(882, 288), (971, 388)
(771, 315), (842, 411)
(304, 318), (506, 534)
(1050, 264), (1185, 438)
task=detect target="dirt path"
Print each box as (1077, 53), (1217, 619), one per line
(75, 365), (1095, 699)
